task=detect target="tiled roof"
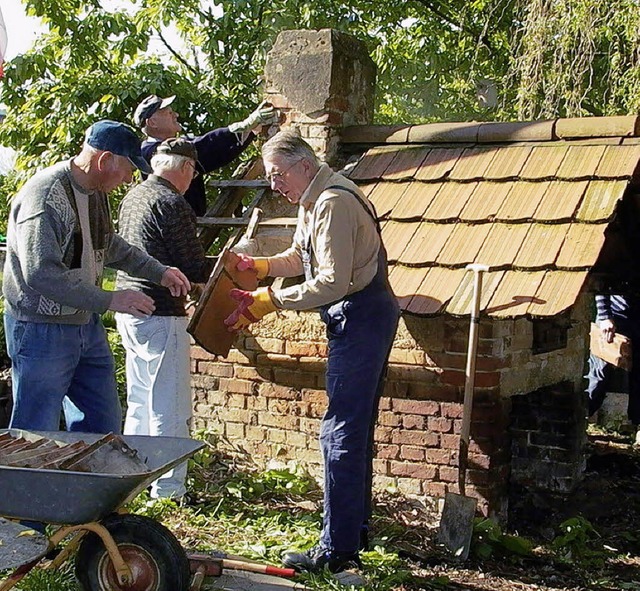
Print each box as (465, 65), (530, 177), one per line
(345, 116), (640, 317)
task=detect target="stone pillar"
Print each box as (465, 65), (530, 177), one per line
(264, 29), (376, 165)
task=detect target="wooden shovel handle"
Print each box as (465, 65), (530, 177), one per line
(458, 264), (489, 495)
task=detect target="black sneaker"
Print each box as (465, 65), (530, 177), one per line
(282, 545), (362, 574)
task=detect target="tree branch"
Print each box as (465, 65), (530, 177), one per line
(411, 0), (494, 53)
(157, 28), (199, 76)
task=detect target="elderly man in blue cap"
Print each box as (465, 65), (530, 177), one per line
(134, 94), (278, 216)
(2, 120), (191, 434)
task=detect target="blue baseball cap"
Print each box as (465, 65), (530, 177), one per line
(85, 120), (151, 174)
(134, 95), (176, 127)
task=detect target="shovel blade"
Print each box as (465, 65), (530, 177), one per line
(437, 492), (477, 560)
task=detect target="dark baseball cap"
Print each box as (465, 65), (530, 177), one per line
(156, 137), (198, 161)
(85, 120), (151, 174)
(134, 94), (176, 127)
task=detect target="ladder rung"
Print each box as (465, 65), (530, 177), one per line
(196, 217), (297, 228)
(206, 180), (270, 188)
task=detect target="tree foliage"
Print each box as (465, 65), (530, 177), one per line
(0, 0), (640, 229)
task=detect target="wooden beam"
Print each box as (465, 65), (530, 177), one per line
(196, 217), (297, 228)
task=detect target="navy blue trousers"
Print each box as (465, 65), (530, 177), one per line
(318, 277), (399, 554)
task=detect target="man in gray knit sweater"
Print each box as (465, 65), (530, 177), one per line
(2, 120), (190, 434)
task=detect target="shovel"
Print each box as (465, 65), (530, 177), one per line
(438, 263), (489, 560)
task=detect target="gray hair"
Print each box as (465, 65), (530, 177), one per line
(261, 128), (320, 166)
(150, 152), (191, 174)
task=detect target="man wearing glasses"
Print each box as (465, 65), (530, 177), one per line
(115, 138), (214, 500)
(133, 94), (278, 216)
(224, 129), (400, 573)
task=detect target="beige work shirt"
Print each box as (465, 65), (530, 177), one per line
(268, 164), (381, 310)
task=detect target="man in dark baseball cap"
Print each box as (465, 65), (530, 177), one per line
(134, 91), (278, 216)
(85, 119), (151, 174)
(133, 95), (177, 128)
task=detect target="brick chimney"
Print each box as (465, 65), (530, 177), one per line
(264, 29), (376, 166)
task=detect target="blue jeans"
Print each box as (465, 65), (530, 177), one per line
(318, 276), (399, 554)
(5, 312), (122, 433)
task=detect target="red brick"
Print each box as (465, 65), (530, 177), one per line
(218, 408), (255, 424)
(268, 399), (293, 415)
(300, 388), (325, 404)
(219, 378), (258, 395)
(393, 399), (439, 416)
(245, 425), (267, 441)
(190, 346), (217, 361)
(373, 458), (389, 475)
(298, 357), (326, 372)
(191, 374), (219, 391)
(226, 349), (256, 364)
(425, 449), (454, 465)
(225, 422), (245, 439)
(268, 428), (288, 443)
(438, 466), (458, 483)
(425, 482), (447, 497)
(378, 397), (392, 411)
(376, 444), (400, 459)
(387, 364), (440, 384)
(245, 336), (285, 354)
(440, 369), (500, 388)
(258, 383), (299, 400)
(285, 342), (328, 357)
(274, 368), (317, 389)
(379, 411), (402, 427)
(402, 415), (426, 430)
(246, 396), (268, 411)
(390, 461), (437, 480)
(469, 454), (492, 470)
(433, 352), (507, 371)
(440, 402), (463, 419)
(256, 353), (294, 366)
(258, 412), (299, 429)
(392, 431), (439, 447)
(286, 430), (308, 448)
(374, 426), (393, 443)
(408, 382), (459, 402)
(427, 417), (453, 433)
(198, 361), (234, 378)
(440, 434), (460, 450)
(300, 418), (321, 436)
(228, 394), (247, 409)
(234, 366), (271, 381)
(400, 445), (425, 461)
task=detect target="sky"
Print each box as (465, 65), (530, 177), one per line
(1, 0), (47, 61)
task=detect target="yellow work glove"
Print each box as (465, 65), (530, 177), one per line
(224, 287), (277, 331)
(236, 253), (270, 280)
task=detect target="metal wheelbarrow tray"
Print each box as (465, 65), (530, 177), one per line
(0, 429), (203, 525)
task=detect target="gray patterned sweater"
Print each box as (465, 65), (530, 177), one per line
(2, 159), (168, 324)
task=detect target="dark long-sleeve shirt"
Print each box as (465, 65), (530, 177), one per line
(142, 128), (253, 216)
(116, 176), (214, 316)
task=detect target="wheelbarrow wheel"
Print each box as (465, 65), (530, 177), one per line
(75, 513), (190, 591)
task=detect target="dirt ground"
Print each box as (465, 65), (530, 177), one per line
(386, 430), (640, 591)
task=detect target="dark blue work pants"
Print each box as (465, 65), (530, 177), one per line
(318, 273), (399, 554)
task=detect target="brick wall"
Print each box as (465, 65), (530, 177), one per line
(191, 296), (590, 518)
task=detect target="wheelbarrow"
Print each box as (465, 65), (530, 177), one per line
(0, 429), (204, 591)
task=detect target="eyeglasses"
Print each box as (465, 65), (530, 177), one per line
(187, 161), (200, 178)
(265, 159), (301, 184)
